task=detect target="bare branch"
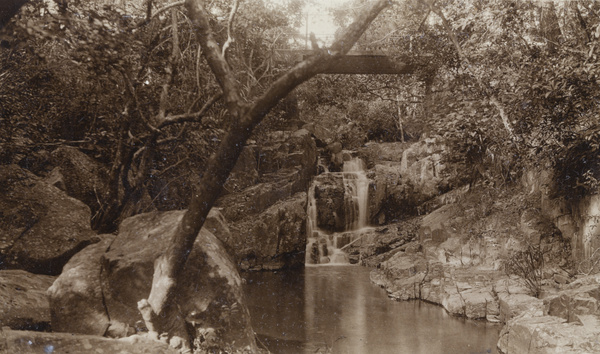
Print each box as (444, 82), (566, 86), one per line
(158, 8), (181, 121)
(222, 0), (240, 57)
(152, 0), (186, 19)
(159, 92), (222, 128)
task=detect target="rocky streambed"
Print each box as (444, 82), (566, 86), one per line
(347, 187), (600, 354)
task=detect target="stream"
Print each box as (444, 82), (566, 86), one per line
(243, 265), (500, 354)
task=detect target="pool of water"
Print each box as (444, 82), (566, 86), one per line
(243, 265), (500, 354)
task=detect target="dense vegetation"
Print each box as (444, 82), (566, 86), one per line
(4, 0), (600, 228)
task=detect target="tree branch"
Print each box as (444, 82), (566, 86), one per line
(158, 92), (222, 128)
(142, 0), (392, 349)
(152, 0), (185, 19)
(221, 0), (240, 57)
(185, 0), (245, 118)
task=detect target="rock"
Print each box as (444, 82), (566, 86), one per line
(419, 204), (463, 243)
(358, 142), (406, 169)
(257, 129), (317, 181)
(303, 123), (334, 147)
(99, 210), (257, 352)
(368, 164), (402, 223)
(0, 270), (55, 331)
(223, 145), (258, 194)
(326, 142), (343, 155)
(545, 283), (600, 323)
(217, 129), (317, 223)
(498, 315), (600, 354)
(217, 168), (307, 223)
(48, 237), (114, 336)
(43, 167), (65, 191)
(0, 329), (179, 353)
(229, 193), (307, 270)
(498, 292), (544, 322)
(50, 146), (109, 216)
(520, 208), (554, 245)
(0, 165), (99, 275)
(203, 208), (232, 244)
(313, 173), (346, 232)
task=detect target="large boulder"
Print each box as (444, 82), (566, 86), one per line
(418, 203), (464, 243)
(302, 123), (335, 147)
(229, 192), (307, 270)
(0, 329), (179, 354)
(50, 146), (109, 215)
(47, 237), (114, 336)
(0, 270), (55, 331)
(0, 165), (99, 275)
(48, 210), (256, 352)
(100, 210), (256, 352)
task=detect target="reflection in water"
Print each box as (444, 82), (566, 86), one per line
(243, 266), (500, 354)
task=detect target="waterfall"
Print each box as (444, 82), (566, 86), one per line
(306, 156), (370, 265)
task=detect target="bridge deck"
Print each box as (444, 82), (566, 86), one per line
(274, 50), (431, 75)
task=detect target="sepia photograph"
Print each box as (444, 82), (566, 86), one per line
(1, 0), (599, 353)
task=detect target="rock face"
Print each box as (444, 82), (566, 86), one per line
(370, 248), (507, 322)
(364, 138), (450, 225)
(229, 193), (307, 271)
(48, 210), (257, 353)
(0, 329), (179, 354)
(523, 168), (600, 267)
(498, 275), (600, 354)
(216, 128), (317, 270)
(0, 270), (55, 331)
(0, 165), (99, 275)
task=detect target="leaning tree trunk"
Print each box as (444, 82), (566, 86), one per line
(137, 0), (392, 350)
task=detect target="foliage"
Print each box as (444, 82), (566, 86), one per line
(1, 0), (302, 231)
(505, 244), (545, 298)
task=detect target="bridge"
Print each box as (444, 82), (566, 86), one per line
(274, 50), (434, 75)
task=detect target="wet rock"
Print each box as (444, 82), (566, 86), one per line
(368, 164), (402, 223)
(0, 329), (179, 353)
(0, 270), (55, 331)
(0, 165), (98, 275)
(314, 173), (346, 232)
(48, 237), (114, 336)
(230, 193), (307, 270)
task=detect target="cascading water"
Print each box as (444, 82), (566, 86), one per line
(306, 156), (370, 265)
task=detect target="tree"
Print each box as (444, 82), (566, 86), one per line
(133, 0), (392, 350)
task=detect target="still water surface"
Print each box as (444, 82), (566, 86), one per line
(243, 265), (500, 354)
